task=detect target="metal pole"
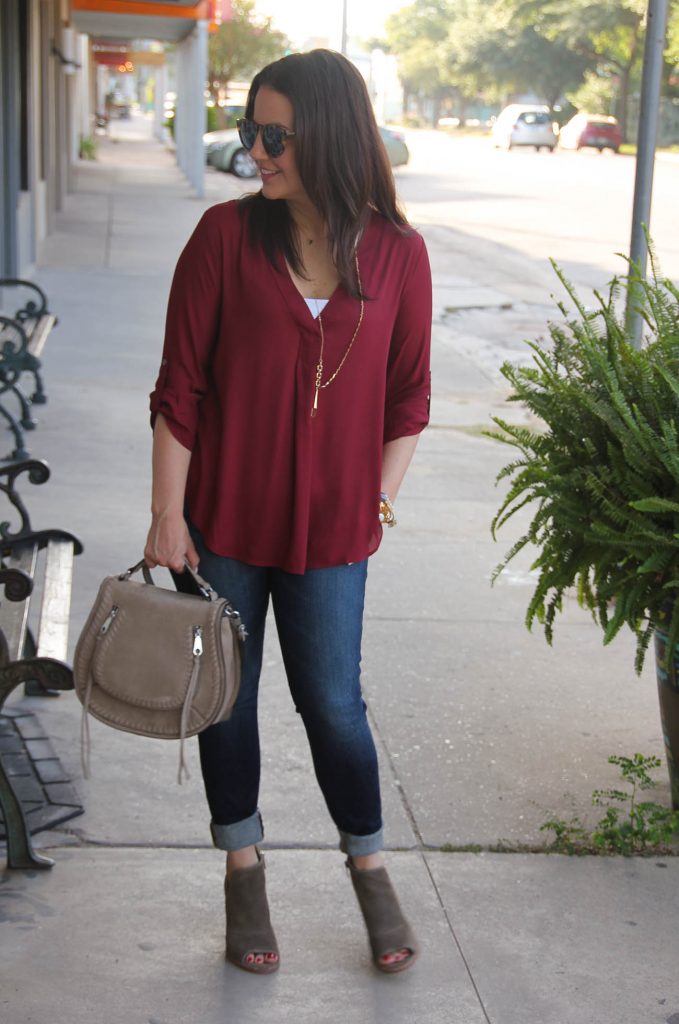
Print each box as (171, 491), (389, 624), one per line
(0, 0), (20, 275)
(341, 0), (348, 55)
(625, 0), (669, 347)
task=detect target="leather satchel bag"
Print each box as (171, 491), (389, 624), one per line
(74, 559), (246, 783)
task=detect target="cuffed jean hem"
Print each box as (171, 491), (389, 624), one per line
(338, 827), (384, 857)
(210, 810), (264, 852)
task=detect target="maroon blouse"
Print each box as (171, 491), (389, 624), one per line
(150, 200), (431, 574)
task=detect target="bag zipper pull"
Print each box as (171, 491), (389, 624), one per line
(100, 606), (119, 634)
(193, 626), (203, 656)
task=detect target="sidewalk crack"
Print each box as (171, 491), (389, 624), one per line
(421, 852), (493, 1024)
(104, 187), (115, 268)
(364, 698), (425, 848)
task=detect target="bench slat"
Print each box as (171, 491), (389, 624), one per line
(36, 540), (73, 662)
(0, 544), (38, 660)
(26, 314), (56, 358)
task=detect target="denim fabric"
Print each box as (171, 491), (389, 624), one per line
(181, 524), (384, 856)
(210, 811), (263, 851)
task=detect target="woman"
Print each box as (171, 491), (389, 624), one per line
(145, 49), (431, 976)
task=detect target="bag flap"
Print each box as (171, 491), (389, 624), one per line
(89, 577), (218, 710)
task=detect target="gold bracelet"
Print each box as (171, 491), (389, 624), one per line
(379, 491), (397, 528)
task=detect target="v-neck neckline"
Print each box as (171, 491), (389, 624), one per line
(283, 259), (343, 321)
(267, 260), (340, 327)
(268, 218), (371, 324)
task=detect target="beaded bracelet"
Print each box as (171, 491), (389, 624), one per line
(379, 491), (397, 528)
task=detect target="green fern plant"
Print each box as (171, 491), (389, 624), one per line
(489, 253), (679, 673)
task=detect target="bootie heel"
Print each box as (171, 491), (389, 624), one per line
(346, 858), (419, 974)
(225, 852), (279, 974)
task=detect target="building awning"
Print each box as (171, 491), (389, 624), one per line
(71, 0), (232, 42)
(92, 41), (167, 65)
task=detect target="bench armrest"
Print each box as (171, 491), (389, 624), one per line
(0, 278), (50, 322)
(0, 566), (33, 602)
(0, 461), (83, 555)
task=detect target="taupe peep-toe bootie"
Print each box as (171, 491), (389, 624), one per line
(224, 852), (280, 974)
(347, 858), (419, 974)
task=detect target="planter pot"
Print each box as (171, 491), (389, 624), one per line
(653, 607), (679, 810)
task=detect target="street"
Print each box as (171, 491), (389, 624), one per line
(207, 124), (679, 394)
(397, 130), (679, 292)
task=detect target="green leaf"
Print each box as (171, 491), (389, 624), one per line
(630, 497), (679, 514)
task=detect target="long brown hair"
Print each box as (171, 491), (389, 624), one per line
(239, 49), (409, 298)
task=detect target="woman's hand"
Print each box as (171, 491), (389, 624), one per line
(144, 510), (199, 573)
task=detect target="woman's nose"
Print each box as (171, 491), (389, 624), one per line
(249, 128), (267, 160)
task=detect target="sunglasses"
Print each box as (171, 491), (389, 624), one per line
(236, 118), (296, 158)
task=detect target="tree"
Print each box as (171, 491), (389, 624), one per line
(450, 1), (591, 109)
(509, 0), (648, 139)
(490, 26), (591, 108)
(385, 0), (454, 124)
(384, 0), (679, 132)
(384, 0), (591, 121)
(207, 0), (290, 124)
(670, 1), (679, 63)
(667, 2), (679, 95)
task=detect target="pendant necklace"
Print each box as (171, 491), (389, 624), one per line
(311, 254), (364, 418)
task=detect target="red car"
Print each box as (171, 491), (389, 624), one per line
(559, 114), (623, 153)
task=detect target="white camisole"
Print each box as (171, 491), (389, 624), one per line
(304, 298), (329, 319)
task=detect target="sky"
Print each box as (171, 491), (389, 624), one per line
(252, 0), (405, 50)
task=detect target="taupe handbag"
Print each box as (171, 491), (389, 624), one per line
(74, 559), (246, 782)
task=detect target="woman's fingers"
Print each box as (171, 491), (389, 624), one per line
(185, 535), (200, 573)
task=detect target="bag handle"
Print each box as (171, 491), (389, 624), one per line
(121, 559), (218, 602)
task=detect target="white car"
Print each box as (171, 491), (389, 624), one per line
(492, 105), (557, 151)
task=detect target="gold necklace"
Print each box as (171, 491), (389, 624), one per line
(311, 255), (364, 417)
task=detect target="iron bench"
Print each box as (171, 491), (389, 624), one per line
(0, 278), (57, 460)
(0, 459), (83, 868)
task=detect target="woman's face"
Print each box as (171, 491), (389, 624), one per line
(250, 86), (307, 204)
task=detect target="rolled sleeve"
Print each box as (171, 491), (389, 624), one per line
(383, 234), (432, 443)
(149, 208), (224, 451)
(149, 361), (198, 451)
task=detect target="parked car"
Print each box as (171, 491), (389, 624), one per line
(379, 125), (409, 167)
(558, 114), (622, 153)
(203, 129), (257, 178)
(203, 124), (409, 180)
(492, 105), (557, 151)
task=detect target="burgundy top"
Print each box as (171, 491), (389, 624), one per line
(150, 200), (431, 574)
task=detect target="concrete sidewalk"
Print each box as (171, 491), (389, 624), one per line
(2, 115), (678, 1024)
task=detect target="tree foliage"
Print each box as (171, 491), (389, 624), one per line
(207, 0), (289, 114)
(383, 0), (679, 137)
(384, 0), (454, 120)
(512, 0), (647, 72)
(669, 3), (679, 67)
(511, 0), (647, 136)
(451, 1), (592, 109)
